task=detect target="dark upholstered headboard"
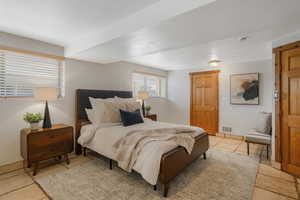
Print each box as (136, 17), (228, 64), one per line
(75, 89), (132, 154)
(76, 89), (132, 121)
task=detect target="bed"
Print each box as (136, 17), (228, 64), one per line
(75, 89), (209, 197)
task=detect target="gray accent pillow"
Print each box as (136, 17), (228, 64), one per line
(255, 112), (272, 134)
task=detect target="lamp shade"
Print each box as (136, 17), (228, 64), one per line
(138, 91), (149, 100)
(34, 88), (58, 101)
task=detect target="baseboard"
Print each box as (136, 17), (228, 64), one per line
(216, 132), (245, 140)
(0, 160), (23, 175)
(271, 160), (282, 170)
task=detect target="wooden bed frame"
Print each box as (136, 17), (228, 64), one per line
(75, 89), (209, 197)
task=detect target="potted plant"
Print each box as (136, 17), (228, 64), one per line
(145, 105), (151, 115)
(23, 113), (43, 130)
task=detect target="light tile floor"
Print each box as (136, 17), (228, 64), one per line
(0, 135), (299, 200)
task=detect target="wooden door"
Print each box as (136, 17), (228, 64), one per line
(281, 47), (300, 176)
(190, 70), (219, 134)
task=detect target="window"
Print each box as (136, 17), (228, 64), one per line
(132, 72), (167, 97)
(0, 50), (64, 97)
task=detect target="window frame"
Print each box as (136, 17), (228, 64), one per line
(0, 47), (65, 99)
(132, 71), (167, 98)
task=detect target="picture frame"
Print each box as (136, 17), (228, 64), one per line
(230, 73), (259, 105)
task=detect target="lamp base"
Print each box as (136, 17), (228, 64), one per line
(142, 100), (145, 117)
(43, 101), (52, 128)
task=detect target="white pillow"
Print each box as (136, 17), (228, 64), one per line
(88, 97), (126, 124)
(255, 112), (272, 134)
(85, 108), (95, 124)
(89, 97), (115, 109)
(114, 97), (143, 115)
(114, 96), (136, 102)
(85, 108), (123, 127)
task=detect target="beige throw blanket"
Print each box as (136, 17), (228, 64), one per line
(113, 127), (197, 177)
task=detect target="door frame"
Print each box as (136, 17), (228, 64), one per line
(273, 40), (300, 163)
(189, 70), (220, 134)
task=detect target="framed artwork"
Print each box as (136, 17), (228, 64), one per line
(230, 73), (259, 105)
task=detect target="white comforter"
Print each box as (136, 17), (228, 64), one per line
(78, 119), (205, 185)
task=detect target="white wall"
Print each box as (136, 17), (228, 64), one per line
(0, 31), (64, 56)
(167, 60), (273, 136)
(0, 33), (168, 166)
(103, 62), (170, 122)
(272, 30), (300, 48)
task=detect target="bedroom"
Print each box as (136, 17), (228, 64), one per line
(0, 0), (299, 199)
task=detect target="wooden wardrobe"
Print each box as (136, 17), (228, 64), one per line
(274, 41), (300, 177)
(190, 70), (219, 134)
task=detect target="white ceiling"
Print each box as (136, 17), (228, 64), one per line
(1, 0), (300, 70)
(0, 0), (160, 46)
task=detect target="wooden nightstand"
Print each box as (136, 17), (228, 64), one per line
(145, 114), (157, 121)
(20, 124), (73, 176)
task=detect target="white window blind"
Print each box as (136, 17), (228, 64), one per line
(0, 50), (63, 97)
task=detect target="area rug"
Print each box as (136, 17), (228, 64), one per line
(36, 149), (259, 200)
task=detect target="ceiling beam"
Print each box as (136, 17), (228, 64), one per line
(65, 0), (215, 57)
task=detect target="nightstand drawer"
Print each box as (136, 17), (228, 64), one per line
(28, 127), (73, 147)
(29, 141), (72, 161)
(21, 124), (74, 176)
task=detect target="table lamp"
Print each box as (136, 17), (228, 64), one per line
(34, 87), (58, 128)
(138, 91), (149, 116)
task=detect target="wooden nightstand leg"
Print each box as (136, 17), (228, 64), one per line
(23, 160), (31, 169)
(33, 162), (39, 176)
(65, 154), (70, 165)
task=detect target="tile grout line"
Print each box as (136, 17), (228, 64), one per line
(0, 145), (292, 200)
(258, 171), (296, 184)
(232, 141), (243, 152)
(0, 167), (23, 176)
(237, 144), (291, 200)
(0, 156), (89, 199)
(34, 179), (52, 200)
(22, 160), (70, 200)
(209, 136), (222, 147)
(255, 150), (299, 200)
(0, 161), (23, 174)
(255, 173), (298, 199)
(255, 185), (298, 200)
(258, 157), (296, 184)
(0, 182), (35, 197)
(294, 177), (300, 200)
(0, 171), (24, 181)
(26, 162), (69, 200)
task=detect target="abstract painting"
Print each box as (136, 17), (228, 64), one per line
(230, 73), (259, 105)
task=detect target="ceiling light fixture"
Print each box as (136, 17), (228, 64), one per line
(208, 59), (221, 67)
